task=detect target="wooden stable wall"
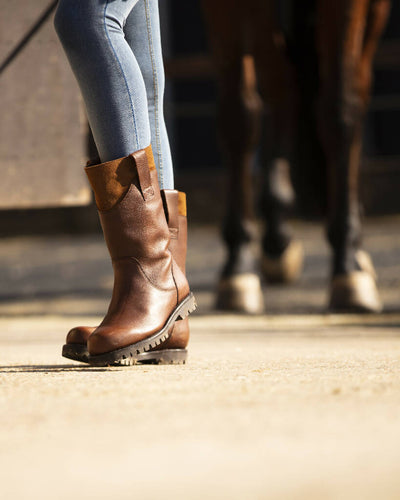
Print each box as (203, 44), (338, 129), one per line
(0, 1), (90, 209)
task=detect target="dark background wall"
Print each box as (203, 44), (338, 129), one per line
(165, 0), (400, 216)
(0, 0), (399, 235)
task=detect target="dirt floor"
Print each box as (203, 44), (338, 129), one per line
(0, 219), (399, 499)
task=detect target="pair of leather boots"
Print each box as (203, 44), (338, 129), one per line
(62, 146), (196, 366)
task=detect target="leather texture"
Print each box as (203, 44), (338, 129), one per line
(85, 156), (138, 211)
(84, 147), (190, 356)
(65, 186), (190, 351)
(66, 325), (93, 346)
(156, 190), (189, 351)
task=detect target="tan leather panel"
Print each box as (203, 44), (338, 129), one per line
(178, 191), (187, 217)
(85, 155), (137, 211)
(84, 145), (156, 211)
(144, 144), (156, 172)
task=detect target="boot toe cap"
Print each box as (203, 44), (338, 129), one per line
(66, 326), (95, 345)
(87, 327), (128, 356)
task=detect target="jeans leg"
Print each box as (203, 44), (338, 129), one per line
(125, 0), (174, 189)
(54, 0), (151, 163)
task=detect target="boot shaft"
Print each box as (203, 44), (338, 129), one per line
(83, 147), (192, 359)
(162, 190), (187, 273)
(85, 147), (171, 265)
(159, 189), (190, 351)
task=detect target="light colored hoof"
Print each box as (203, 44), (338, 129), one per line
(262, 240), (304, 284)
(329, 271), (382, 313)
(355, 250), (377, 279)
(216, 273), (264, 314)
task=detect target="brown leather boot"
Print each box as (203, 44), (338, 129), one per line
(62, 188), (191, 364)
(138, 190), (190, 363)
(67, 146), (195, 366)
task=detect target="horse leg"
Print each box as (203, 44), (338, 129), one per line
(317, 0), (390, 312)
(252, 1), (304, 284)
(202, 0), (265, 313)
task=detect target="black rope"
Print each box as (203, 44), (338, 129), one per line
(0, 1), (59, 75)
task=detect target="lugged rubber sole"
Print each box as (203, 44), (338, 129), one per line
(88, 293), (196, 367)
(137, 349), (188, 365)
(62, 343), (89, 363)
(62, 344), (187, 365)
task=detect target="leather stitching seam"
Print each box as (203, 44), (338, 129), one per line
(171, 259), (179, 306)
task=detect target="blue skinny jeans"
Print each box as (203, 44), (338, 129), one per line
(54, 0), (173, 189)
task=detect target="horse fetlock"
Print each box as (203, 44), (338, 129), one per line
(262, 239), (304, 284)
(223, 240), (261, 278)
(222, 217), (259, 247)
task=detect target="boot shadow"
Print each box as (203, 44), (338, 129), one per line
(0, 364), (112, 373)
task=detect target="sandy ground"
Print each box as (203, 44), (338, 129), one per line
(0, 220), (399, 499)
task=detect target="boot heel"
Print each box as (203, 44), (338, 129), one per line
(176, 293), (197, 321)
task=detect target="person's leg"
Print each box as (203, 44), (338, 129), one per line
(55, 0), (196, 366)
(54, 0), (150, 163)
(124, 0), (174, 189)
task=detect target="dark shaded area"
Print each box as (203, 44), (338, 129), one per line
(167, 0), (400, 218)
(0, 0), (399, 236)
(0, 365), (109, 373)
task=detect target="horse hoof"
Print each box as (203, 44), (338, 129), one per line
(329, 271), (382, 313)
(262, 240), (304, 284)
(355, 249), (377, 279)
(216, 273), (264, 314)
